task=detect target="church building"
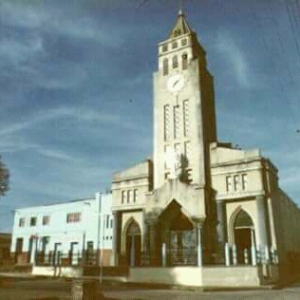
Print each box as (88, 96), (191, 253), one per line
(111, 11), (300, 284)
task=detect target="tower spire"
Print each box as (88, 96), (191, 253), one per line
(168, 4), (192, 39)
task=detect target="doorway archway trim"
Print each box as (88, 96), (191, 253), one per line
(228, 206), (255, 245)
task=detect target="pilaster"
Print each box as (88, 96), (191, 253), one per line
(256, 195), (269, 248)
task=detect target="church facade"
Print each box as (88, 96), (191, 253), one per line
(111, 11), (300, 281)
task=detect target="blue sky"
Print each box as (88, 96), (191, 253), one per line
(0, 0), (300, 232)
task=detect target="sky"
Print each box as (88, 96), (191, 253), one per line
(0, 0), (300, 232)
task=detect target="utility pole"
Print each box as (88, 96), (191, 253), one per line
(96, 192), (102, 266)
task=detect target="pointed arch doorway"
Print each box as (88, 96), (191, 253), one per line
(169, 211), (196, 265)
(158, 200), (197, 266)
(234, 210), (255, 264)
(126, 221), (141, 267)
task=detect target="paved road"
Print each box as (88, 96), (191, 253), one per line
(1, 277), (300, 300)
(0, 278), (71, 300)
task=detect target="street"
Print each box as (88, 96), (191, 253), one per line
(1, 277), (300, 300)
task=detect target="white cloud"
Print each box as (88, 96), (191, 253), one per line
(0, 37), (43, 67)
(8, 157), (113, 204)
(0, 104), (149, 140)
(216, 30), (251, 88)
(0, 107), (71, 136)
(0, 1), (124, 46)
(34, 147), (73, 161)
(0, 105), (149, 163)
(0, 136), (72, 161)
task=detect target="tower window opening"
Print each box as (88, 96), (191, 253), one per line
(173, 106), (180, 139)
(183, 100), (189, 136)
(173, 30), (181, 37)
(172, 41), (178, 49)
(164, 105), (170, 141)
(162, 44), (168, 52)
(172, 56), (178, 69)
(182, 53), (188, 70)
(184, 141), (191, 163)
(181, 39), (187, 46)
(163, 58), (169, 76)
(175, 143), (181, 153)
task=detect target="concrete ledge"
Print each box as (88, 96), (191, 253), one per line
(126, 266), (271, 288)
(32, 266), (83, 278)
(202, 266), (262, 287)
(28, 265), (280, 290)
(128, 267), (202, 286)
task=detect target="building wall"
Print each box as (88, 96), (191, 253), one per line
(211, 142), (300, 273)
(112, 160), (152, 211)
(210, 143), (264, 199)
(271, 189), (300, 274)
(11, 193), (113, 266)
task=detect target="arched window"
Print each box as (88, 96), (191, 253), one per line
(172, 56), (178, 69)
(182, 53), (188, 70)
(173, 29), (181, 37)
(163, 58), (168, 75)
(234, 210), (253, 228)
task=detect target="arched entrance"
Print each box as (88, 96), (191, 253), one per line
(126, 221), (141, 267)
(158, 200), (197, 266)
(234, 210), (254, 264)
(169, 211), (196, 265)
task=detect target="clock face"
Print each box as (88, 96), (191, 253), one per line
(167, 74), (185, 92)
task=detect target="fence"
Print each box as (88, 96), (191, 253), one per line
(35, 251), (98, 267)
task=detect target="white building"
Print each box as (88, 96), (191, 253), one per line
(11, 193), (113, 267)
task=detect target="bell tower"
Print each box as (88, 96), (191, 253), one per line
(153, 11), (217, 189)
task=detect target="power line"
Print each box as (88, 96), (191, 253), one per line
(284, 0), (300, 58)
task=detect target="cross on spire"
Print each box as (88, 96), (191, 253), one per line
(178, 0), (185, 14)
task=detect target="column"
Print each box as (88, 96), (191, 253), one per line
(130, 235), (135, 267)
(149, 219), (159, 266)
(112, 212), (119, 266)
(197, 224), (203, 267)
(225, 243), (230, 266)
(30, 237), (38, 265)
(142, 222), (150, 266)
(256, 195), (269, 250)
(267, 197), (277, 253)
(216, 201), (227, 263)
(251, 228), (257, 266)
(216, 201), (226, 243)
(162, 243), (167, 267)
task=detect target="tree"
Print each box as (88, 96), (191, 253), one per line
(0, 156), (9, 196)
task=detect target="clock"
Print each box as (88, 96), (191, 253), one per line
(167, 74), (185, 93)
